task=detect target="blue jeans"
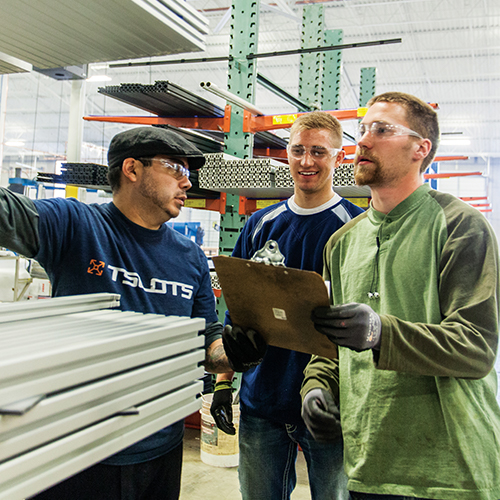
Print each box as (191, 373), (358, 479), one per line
(238, 411), (348, 500)
(350, 494), (432, 500)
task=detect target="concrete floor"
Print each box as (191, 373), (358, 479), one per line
(180, 426), (311, 499)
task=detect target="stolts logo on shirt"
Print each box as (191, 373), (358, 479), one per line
(87, 259), (105, 276)
(87, 259), (194, 299)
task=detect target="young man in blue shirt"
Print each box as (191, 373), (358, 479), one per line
(211, 112), (364, 500)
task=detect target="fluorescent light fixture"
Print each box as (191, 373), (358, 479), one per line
(440, 139), (471, 146)
(213, 8), (231, 34)
(5, 140), (25, 147)
(261, 0), (299, 21)
(90, 63), (109, 70)
(86, 75), (112, 82)
(0, 50), (32, 73)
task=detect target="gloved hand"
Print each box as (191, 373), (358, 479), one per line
(210, 380), (236, 435)
(312, 303), (382, 352)
(301, 388), (342, 442)
(222, 325), (267, 372)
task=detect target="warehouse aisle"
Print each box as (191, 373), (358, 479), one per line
(180, 427), (311, 499)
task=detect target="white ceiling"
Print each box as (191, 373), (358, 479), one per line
(1, 0), (499, 167)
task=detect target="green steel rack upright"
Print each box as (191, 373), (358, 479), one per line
(217, 0), (260, 322)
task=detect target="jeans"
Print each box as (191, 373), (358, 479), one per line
(238, 411), (348, 500)
(350, 493), (432, 500)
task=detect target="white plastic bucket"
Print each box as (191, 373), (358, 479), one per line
(200, 393), (240, 467)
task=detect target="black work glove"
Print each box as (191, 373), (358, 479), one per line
(312, 303), (382, 352)
(222, 325), (267, 372)
(210, 380), (236, 435)
(301, 388), (342, 442)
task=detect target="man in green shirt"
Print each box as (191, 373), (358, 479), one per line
(301, 91), (500, 500)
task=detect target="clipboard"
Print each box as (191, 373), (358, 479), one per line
(212, 255), (338, 359)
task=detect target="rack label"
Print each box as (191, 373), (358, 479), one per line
(185, 199), (206, 208)
(273, 114), (297, 125)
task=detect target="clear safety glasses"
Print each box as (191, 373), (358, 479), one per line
(140, 158), (190, 179)
(287, 145), (341, 160)
(357, 121), (424, 142)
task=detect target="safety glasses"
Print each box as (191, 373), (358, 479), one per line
(140, 158), (190, 179)
(287, 145), (341, 160)
(357, 121), (424, 142)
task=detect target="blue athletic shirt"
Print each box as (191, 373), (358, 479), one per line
(227, 194), (364, 425)
(34, 198), (219, 465)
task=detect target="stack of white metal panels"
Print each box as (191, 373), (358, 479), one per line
(274, 162), (371, 198)
(275, 162), (357, 189)
(0, 293), (205, 500)
(199, 154), (372, 199)
(274, 164), (295, 189)
(199, 153), (294, 198)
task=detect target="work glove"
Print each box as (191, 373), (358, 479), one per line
(222, 325), (267, 372)
(312, 303), (382, 352)
(301, 388), (342, 442)
(210, 380), (236, 435)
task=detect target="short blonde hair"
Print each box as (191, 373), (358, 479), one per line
(289, 111), (343, 148)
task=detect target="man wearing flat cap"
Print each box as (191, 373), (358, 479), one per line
(0, 126), (239, 500)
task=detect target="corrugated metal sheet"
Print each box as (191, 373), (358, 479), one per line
(0, 0), (209, 73)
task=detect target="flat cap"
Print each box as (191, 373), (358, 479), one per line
(107, 126), (205, 170)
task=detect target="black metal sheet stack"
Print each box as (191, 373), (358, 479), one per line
(98, 81), (225, 118)
(36, 162), (219, 199)
(98, 81), (289, 152)
(152, 124), (223, 154)
(254, 130), (288, 150)
(37, 163), (111, 191)
(200, 129), (288, 152)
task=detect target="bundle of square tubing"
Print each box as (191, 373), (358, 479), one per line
(0, 293), (205, 500)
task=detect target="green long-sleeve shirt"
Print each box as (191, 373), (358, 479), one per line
(302, 184), (500, 500)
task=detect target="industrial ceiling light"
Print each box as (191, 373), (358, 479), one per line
(440, 139), (471, 146)
(262, 0), (299, 20)
(86, 75), (112, 82)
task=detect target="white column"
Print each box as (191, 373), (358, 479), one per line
(66, 79), (86, 162)
(0, 75), (9, 187)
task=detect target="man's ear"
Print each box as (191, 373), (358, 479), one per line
(121, 158), (139, 183)
(334, 149), (346, 167)
(413, 138), (432, 162)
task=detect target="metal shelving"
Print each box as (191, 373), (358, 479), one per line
(98, 81), (225, 118)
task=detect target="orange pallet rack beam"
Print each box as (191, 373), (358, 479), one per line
(423, 170), (481, 179)
(84, 105), (232, 133)
(242, 103), (438, 133)
(341, 155), (469, 165)
(184, 193), (227, 214)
